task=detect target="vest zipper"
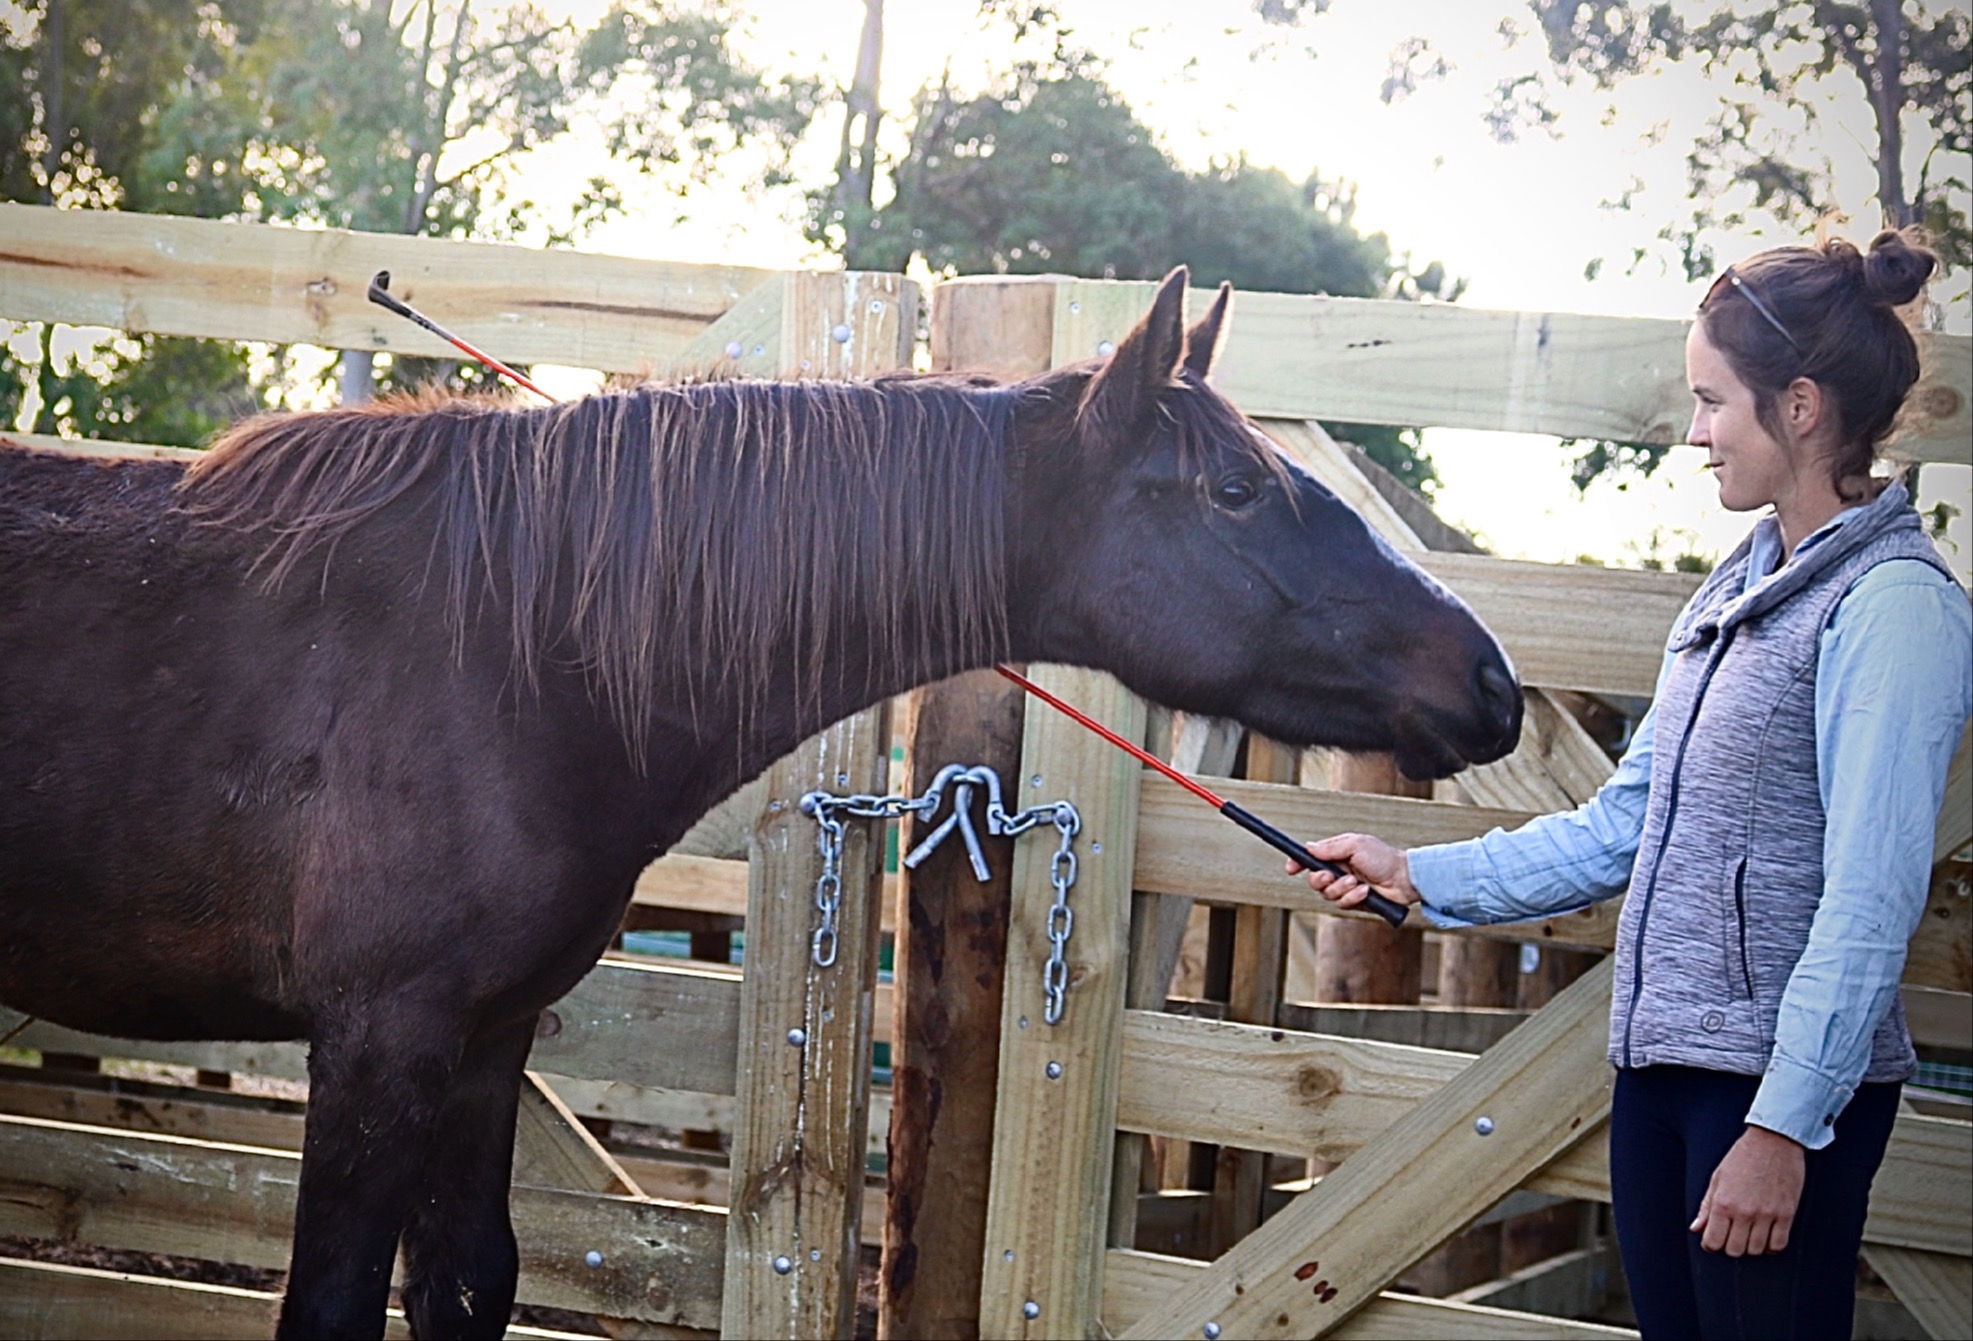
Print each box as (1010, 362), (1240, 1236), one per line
(1733, 858), (1754, 999)
(1623, 627), (1734, 1068)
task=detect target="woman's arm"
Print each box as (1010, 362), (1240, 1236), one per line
(1746, 561), (1972, 1148)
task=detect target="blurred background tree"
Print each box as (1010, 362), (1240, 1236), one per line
(808, 2), (1461, 496)
(1352, 0), (1970, 490)
(1, 0), (817, 440)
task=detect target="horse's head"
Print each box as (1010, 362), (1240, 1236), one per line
(1005, 268), (1522, 779)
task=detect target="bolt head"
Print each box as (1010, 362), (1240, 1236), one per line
(1023, 1301), (1040, 1320)
(772, 1255), (793, 1275)
(830, 323), (853, 343)
(1045, 1061), (1063, 1080)
(1204, 1324), (1222, 1340)
(724, 341), (744, 359)
(1096, 340), (1116, 357)
(787, 1028), (807, 1047)
(1474, 1116), (1495, 1136)
(584, 1250), (604, 1269)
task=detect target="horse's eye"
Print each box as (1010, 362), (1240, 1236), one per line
(1213, 477), (1260, 510)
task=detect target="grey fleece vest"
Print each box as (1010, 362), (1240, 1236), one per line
(1611, 483), (1952, 1082)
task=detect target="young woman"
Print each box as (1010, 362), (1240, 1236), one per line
(1294, 230), (1971, 1341)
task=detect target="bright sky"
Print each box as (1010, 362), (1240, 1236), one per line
(472, 2), (1972, 574)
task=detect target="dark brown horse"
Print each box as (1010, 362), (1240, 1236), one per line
(0, 270), (1520, 1337)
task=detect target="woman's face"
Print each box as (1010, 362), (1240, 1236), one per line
(1685, 320), (1802, 514)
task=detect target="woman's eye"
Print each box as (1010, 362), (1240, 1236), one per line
(1213, 477), (1259, 509)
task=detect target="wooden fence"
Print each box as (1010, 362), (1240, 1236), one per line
(0, 203), (1967, 1341)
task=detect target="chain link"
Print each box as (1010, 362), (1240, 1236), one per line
(798, 766), (1082, 1023)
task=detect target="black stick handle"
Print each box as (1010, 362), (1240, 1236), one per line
(1219, 800), (1409, 929)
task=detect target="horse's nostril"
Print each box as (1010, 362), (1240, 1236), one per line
(1476, 658), (1522, 728)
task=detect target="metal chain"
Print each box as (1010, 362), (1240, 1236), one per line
(799, 765), (1082, 1023)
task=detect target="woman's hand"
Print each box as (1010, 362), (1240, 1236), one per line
(1692, 1126), (1806, 1256)
(1287, 833), (1420, 910)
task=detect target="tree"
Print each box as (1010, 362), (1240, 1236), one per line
(1351, 1), (1970, 487)
(1491, 1), (1969, 278)
(2, 0), (821, 436)
(810, 53), (1460, 494)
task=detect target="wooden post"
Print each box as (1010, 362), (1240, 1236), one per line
(722, 272), (915, 1341)
(1207, 736), (1294, 1255)
(978, 664), (1145, 1340)
(877, 277), (1056, 1341)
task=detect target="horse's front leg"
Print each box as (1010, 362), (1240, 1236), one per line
(278, 1003), (468, 1340)
(398, 1013), (536, 1339)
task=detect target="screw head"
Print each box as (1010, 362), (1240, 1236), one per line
(584, 1250), (604, 1269)
(1474, 1116), (1495, 1136)
(1023, 1301), (1040, 1320)
(1045, 1060), (1063, 1080)
(830, 323), (853, 343)
(772, 1255), (794, 1275)
(787, 1028), (807, 1047)
(724, 341), (744, 359)
(1096, 340), (1116, 357)
(1204, 1324), (1222, 1340)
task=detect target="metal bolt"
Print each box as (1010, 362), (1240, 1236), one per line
(752, 344), (766, 356)
(836, 772), (849, 785)
(1045, 1061), (1063, 1080)
(830, 323), (853, 343)
(869, 299), (885, 313)
(787, 1028), (807, 1047)
(584, 1250), (604, 1269)
(1031, 774), (1044, 788)
(1474, 1116), (1495, 1136)
(1069, 301), (1081, 313)
(1003, 1249), (1016, 1262)
(810, 1248), (822, 1261)
(1023, 1301), (1040, 1320)
(1090, 841), (1101, 854)
(724, 341), (744, 359)
(1018, 1015), (1029, 1029)
(1204, 1325), (1222, 1340)
(772, 1255), (793, 1275)
(1096, 340), (1116, 357)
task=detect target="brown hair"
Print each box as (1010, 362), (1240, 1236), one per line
(1697, 228), (1937, 497)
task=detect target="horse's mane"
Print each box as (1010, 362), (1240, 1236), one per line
(176, 377), (1018, 758)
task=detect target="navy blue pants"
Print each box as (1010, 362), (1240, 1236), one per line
(1610, 1065), (1902, 1341)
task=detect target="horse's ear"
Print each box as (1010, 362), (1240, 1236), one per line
(1080, 266), (1189, 431)
(1182, 281), (1232, 378)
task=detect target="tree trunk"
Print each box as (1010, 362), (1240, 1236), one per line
(1869, 0), (1911, 227)
(835, 0), (886, 266)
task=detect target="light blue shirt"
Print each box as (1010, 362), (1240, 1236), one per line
(1410, 507), (1971, 1148)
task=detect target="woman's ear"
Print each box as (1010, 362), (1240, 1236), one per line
(1783, 377), (1831, 439)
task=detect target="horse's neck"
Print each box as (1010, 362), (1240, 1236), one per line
(632, 385), (1015, 821)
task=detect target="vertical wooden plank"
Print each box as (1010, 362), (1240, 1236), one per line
(880, 277), (1058, 1341)
(721, 271), (916, 1341)
(978, 665), (1145, 1340)
(1207, 736), (1296, 1254)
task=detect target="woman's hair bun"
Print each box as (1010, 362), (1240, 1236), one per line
(1857, 228), (1937, 307)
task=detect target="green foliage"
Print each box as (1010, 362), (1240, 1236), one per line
(1503, 1), (1970, 277)
(809, 61), (1455, 495)
(1, 1), (820, 426)
(1468, 2), (1972, 493)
